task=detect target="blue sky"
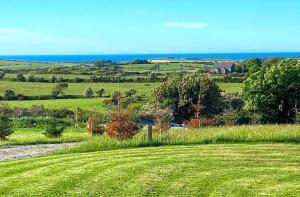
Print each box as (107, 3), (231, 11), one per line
(0, 0), (300, 55)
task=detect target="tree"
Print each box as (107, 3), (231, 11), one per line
(96, 88), (105, 97)
(3, 89), (16, 100)
(27, 75), (36, 82)
(49, 75), (57, 83)
(153, 73), (223, 122)
(243, 59), (300, 123)
(0, 116), (13, 140)
(148, 72), (158, 82)
(51, 83), (68, 97)
(84, 87), (94, 98)
(125, 89), (137, 97)
(245, 58), (262, 74)
(0, 71), (5, 80)
(16, 73), (26, 82)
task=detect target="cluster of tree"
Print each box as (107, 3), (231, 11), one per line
(93, 60), (115, 67)
(150, 58), (300, 125)
(83, 87), (105, 98)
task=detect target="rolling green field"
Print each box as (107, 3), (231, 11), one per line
(0, 81), (157, 96)
(0, 81), (242, 96)
(0, 60), (77, 70)
(4, 98), (108, 112)
(0, 144), (299, 196)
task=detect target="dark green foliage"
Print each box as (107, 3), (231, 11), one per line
(0, 116), (13, 140)
(245, 58), (262, 74)
(96, 88), (105, 97)
(243, 59), (300, 123)
(154, 73), (223, 122)
(16, 73), (26, 82)
(51, 82), (68, 97)
(27, 75), (36, 82)
(43, 119), (66, 138)
(3, 89), (16, 100)
(84, 87), (94, 98)
(14, 117), (71, 129)
(0, 71), (5, 80)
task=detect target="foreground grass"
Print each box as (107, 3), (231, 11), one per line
(0, 144), (299, 196)
(0, 128), (87, 146)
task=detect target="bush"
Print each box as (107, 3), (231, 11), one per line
(106, 112), (140, 140)
(185, 118), (214, 128)
(0, 116), (13, 140)
(16, 73), (26, 82)
(3, 89), (16, 100)
(84, 87), (94, 98)
(0, 71), (5, 80)
(43, 119), (65, 138)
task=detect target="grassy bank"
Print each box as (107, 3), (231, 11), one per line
(60, 125), (300, 154)
(0, 144), (299, 196)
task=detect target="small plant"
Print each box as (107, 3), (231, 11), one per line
(153, 108), (172, 132)
(0, 116), (14, 140)
(106, 111), (140, 140)
(43, 119), (65, 138)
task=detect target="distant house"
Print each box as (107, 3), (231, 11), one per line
(212, 62), (234, 74)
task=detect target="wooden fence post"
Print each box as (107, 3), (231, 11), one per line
(147, 125), (153, 142)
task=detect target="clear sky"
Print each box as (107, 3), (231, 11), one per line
(0, 0), (300, 55)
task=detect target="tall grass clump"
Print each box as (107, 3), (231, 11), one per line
(59, 124), (300, 154)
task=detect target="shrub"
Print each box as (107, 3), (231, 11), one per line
(96, 88), (105, 97)
(16, 73), (26, 82)
(43, 119), (65, 138)
(185, 118), (214, 128)
(0, 116), (13, 140)
(0, 71), (5, 80)
(51, 82), (68, 97)
(106, 112), (140, 140)
(3, 89), (16, 100)
(84, 87), (94, 98)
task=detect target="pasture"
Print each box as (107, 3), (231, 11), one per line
(0, 144), (299, 196)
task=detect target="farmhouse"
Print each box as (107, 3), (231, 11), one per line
(212, 62), (234, 73)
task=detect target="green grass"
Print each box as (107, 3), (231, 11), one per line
(0, 60), (77, 70)
(61, 125), (300, 154)
(5, 98), (108, 112)
(0, 144), (299, 196)
(0, 81), (242, 97)
(0, 81), (158, 96)
(218, 82), (244, 93)
(0, 128), (87, 146)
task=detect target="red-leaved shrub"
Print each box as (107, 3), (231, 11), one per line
(106, 112), (139, 140)
(185, 118), (214, 129)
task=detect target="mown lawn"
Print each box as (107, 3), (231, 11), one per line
(0, 144), (299, 196)
(0, 128), (87, 146)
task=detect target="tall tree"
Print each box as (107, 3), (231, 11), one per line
(243, 59), (300, 123)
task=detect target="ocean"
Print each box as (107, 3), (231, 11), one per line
(0, 52), (299, 62)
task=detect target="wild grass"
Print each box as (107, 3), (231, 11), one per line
(60, 125), (300, 154)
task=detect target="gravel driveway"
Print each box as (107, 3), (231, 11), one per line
(0, 143), (76, 161)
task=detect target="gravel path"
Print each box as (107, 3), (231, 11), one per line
(0, 143), (76, 161)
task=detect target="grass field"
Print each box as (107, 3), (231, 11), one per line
(0, 144), (299, 196)
(0, 60), (77, 70)
(4, 98), (108, 112)
(0, 81), (157, 96)
(0, 128), (87, 146)
(0, 81), (242, 97)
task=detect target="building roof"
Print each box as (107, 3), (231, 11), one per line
(213, 62), (233, 69)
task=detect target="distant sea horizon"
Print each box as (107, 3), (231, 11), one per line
(0, 52), (300, 62)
